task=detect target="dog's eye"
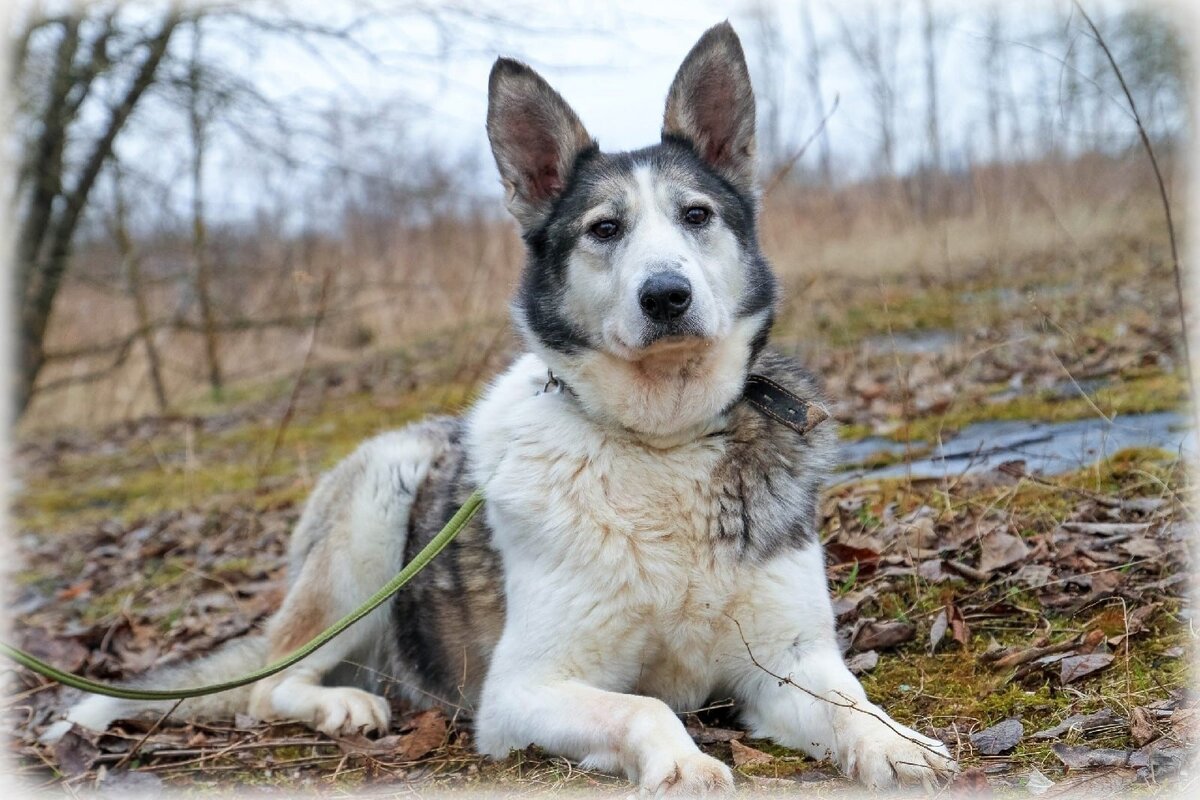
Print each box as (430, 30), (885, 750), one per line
(589, 220), (620, 240)
(683, 206), (711, 226)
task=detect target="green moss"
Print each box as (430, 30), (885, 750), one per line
(14, 379), (477, 534)
(881, 371), (1187, 443)
(811, 286), (961, 346)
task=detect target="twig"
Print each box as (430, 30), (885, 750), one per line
(1072, 0), (1196, 431)
(762, 94), (840, 197)
(727, 616), (952, 766)
(111, 698), (184, 771)
(254, 269), (333, 490)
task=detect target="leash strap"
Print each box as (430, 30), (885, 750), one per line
(1, 488), (484, 700)
(743, 373), (829, 436)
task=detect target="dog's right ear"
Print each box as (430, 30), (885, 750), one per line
(487, 58), (595, 231)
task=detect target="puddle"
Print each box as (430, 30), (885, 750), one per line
(861, 329), (959, 356)
(840, 411), (1193, 482)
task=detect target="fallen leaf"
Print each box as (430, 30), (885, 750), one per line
(1012, 563), (1054, 588)
(852, 619), (915, 651)
(847, 649), (879, 675)
(947, 766), (992, 798)
(51, 725), (100, 778)
(1060, 522), (1151, 536)
(1130, 707), (1158, 747)
(930, 609), (948, 653)
(918, 558), (948, 582)
(949, 604), (971, 647)
(55, 580), (94, 601)
(970, 718), (1024, 755)
(1060, 653), (1114, 684)
(1032, 709), (1122, 740)
(1118, 538), (1163, 559)
(1051, 741), (1186, 779)
(396, 709), (447, 761)
(337, 733), (409, 756)
(730, 739), (773, 767)
(1024, 767), (1055, 795)
(97, 770), (166, 796)
(686, 724), (744, 745)
(978, 530), (1029, 574)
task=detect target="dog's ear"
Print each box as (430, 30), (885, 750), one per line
(487, 58), (595, 230)
(662, 22), (757, 195)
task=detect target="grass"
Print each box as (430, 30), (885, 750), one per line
(850, 370), (1188, 445)
(14, 380), (477, 533)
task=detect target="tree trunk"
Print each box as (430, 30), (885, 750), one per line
(188, 21), (223, 398)
(112, 168), (170, 412)
(799, 0), (833, 187)
(15, 12), (180, 416)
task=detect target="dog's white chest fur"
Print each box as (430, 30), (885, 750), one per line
(468, 354), (744, 707)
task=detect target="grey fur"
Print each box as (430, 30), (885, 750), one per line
(663, 22), (758, 196)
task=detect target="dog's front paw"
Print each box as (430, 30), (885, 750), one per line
(840, 717), (956, 790)
(639, 750), (734, 797)
(312, 688), (391, 738)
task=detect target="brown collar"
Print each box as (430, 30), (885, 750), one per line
(742, 373), (829, 436)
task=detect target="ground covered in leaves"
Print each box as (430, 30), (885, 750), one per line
(5, 227), (1196, 796)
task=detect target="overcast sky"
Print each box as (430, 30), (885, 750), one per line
(97, 0), (1193, 226)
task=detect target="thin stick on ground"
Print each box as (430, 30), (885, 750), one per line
(727, 616), (951, 765)
(1072, 0), (1196, 430)
(111, 698), (184, 771)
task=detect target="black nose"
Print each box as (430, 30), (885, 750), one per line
(638, 273), (692, 322)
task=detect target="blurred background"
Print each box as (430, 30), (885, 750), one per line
(8, 0), (1191, 430)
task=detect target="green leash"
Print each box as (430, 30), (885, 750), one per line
(2, 489), (484, 701)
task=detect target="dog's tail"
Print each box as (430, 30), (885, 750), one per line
(39, 634), (268, 744)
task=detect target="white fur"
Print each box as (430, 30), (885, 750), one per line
(528, 163), (758, 441)
(49, 356), (953, 790)
(467, 355), (955, 792)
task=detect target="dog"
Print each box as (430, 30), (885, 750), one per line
(45, 23), (955, 794)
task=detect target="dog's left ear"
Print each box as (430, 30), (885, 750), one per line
(487, 58), (596, 230)
(662, 22), (757, 196)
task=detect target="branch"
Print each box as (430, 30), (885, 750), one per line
(16, 16), (81, 301)
(763, 94), (840, 197)
(728, 615), (953, 767)
(1072, 0), (1196, 429)
(41, 312), (326, 363)
(30, 10), (183, 337)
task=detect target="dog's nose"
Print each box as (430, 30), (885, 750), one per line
(638, 273), (692, 322)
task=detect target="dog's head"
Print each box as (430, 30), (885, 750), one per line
(487, 23), (776, 441)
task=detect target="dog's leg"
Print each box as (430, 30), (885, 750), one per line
(248, 430), (439, 738)
(477, 671), (733, 796)
(727, 545), (955, 790)
(246, 553), (393, 738)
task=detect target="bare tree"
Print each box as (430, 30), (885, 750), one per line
(833, 0), (902, 177)
(185, 20), (223, 398)
(798, 0), (833, 186)
(14, 7), (182, 414)
(982, 8), (1005, 163)
(920, 0), (942, 174)
(108, 165), (170, 412)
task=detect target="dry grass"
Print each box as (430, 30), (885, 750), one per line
(20, 151), (1181, 436)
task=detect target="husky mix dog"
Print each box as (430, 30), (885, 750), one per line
(48, 23), (955, 794)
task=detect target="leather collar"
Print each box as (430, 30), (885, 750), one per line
(741, 373), (829, 436)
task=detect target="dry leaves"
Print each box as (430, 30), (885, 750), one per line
(970, 718), (1024, 756)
